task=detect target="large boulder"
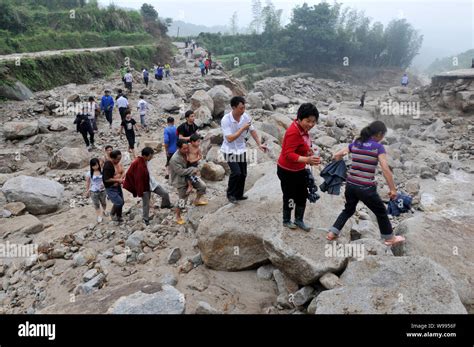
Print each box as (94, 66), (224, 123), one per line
(3, 121), (39, 140)
(107, 285), (185, 314)
(158, 94), (181, 113)
(48, 147), (90, 169)
(246, 92), (264, 109)
(0, 81), (34, 101)
(314, 256), (467, 314)
(197, 171), (280, 271)
(153, 80), (173, 94)
(262, 193), (352, 285)
(193, 106), (213, 128)
(1, 175), (64, 215)
(191, 90), (214, 115)
(271, 94), (291, 108)
(207, 85), (233, 118)
(0, 214), (44, 237)
(200, 162), (225, 181)
(205, 76), (247, 96)
(394, 214), (474, 308)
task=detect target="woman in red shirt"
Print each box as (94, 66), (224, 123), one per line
(277, 103), (321, 231)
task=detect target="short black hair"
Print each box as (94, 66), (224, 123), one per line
(117, 89), (122, 94)
(185, 110), (194, 118)
(104, 145), (113, 151)
(139, 95), (144, 99)
(177, 139), (189, 148)
(110, 150), (122, 159)
(190, 133), (201, 142)
(167, 116), (175, 124)
(88, 96), (94, 101)
(230, 96), (245, 108)
(297, 103), (319, 121)
(141, 147), (154, 157)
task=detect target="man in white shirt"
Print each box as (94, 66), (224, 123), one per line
(116, 94), (129, 122)
(137, 95), (149, 131)
(124, 69), (133, 93)
(220, 96), (268, 203)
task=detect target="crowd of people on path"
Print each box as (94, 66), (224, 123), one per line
(76, 56), (406, 248)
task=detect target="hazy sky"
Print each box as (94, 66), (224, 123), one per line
(101, 0), (473, 67)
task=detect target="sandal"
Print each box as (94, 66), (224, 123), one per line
(384, 235), (406, 246)
(326, 231), (339, 241)
(176, 218), (185, 225)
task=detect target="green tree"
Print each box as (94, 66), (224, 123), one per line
(140, 3), (158, 22)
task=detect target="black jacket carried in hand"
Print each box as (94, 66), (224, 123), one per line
(319, 160), (347, 195)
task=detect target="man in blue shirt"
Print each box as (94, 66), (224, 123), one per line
(143, 68), (149, 87)
(164, 116), (178, 179)
(100, 89), (114, 129)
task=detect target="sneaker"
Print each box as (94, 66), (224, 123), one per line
(143, 219), (150, 226)
(194, 198), (208, 206)
(237, 195), (248, 201)
(283, 221), (297, 229)
(294, 220), (311, 232)
(97, 216), (103, 223)
(176, 218), (185, 225)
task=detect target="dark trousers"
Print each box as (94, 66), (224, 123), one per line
(224, 152), (247, 199)
(119, 107), (127, 122)
(104, 109), (113, 125)
(332, 183), (393, 237)
(277, 165), (308, 209)
(144, 77), (149, 86)
(80, 128), (94, 147)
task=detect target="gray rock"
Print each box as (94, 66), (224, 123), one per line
(291, 286), (316, 306)
(190, 253), (203, 267)
(76, 274), (106, 295)
(195, 301), (219, 314)
(271, 94), (290, 108)
(83, 269), (99, 282)
(273, 269), (299, 296)
(0, 214), (44, 237)
(193, 106), (213, 127)
(319, 272), (343, 290)
(257, 264), (276, 281)
(3, 121), (38, 140)
(0, 81), (34, 101)
(246, 92), (264, 109)
(436, 161), (451, 175)
(1, 175), (64, 215)
(207, 85), (232, 117)
(200, 162), (225, 181)
(315, 135), (338, 148)
(160, 273), (178, 286)
(107, 285), (185, 314)
(125, 230), (145, 251)
(112, 253), (127, 267)
(167, 247), (182, 264)
(48, 147), (90, 169)
(314, 256), (467, 314)
(191, 90), (214, 114)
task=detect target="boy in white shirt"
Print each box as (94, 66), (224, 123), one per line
(137, 95), (149, 132)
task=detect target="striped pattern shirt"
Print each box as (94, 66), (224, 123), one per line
(347, 139), (385, 186)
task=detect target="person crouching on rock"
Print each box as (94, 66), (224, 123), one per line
(277, 103), (321, 231)
(326, 120), (405, 246)
(169, 139), (208, 225)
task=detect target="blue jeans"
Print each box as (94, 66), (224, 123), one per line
(106, 186), (124, 218)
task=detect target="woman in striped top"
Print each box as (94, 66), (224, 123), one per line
(326, 121), (405, 246)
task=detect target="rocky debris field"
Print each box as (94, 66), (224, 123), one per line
(0, 44), (472, 314)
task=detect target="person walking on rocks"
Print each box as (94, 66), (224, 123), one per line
(164, 116), (178, 180)
(277, 103), (321, 231)
(116, 92), (129, 122)
(123, 147), (173, 226)
(84, 158), (108, 223)
(326, 120), (406, 246)
(100, 89), (114, 129)
(142, 68), (149, 87)
(120, 65), (127, 86)
(87, 96), (99, 131)
(164, 63), (171, 79)
(401, 73), (409, 87)
(103, 150), (125, 223)
(360, 91), (366, 108)
(137, 95), (149, 132)
(124, 69), (133, 93)
(169, 139), (208, 225)
(155, 64), (164, 80)
(221, 96), (268, 204)
(199, 60), (206, 77)
(120, 109), (140, 159)
(185, 133), (203, 194)
(74, 108), (95, 151)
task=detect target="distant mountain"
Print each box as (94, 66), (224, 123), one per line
(167, 20), (229, 37)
